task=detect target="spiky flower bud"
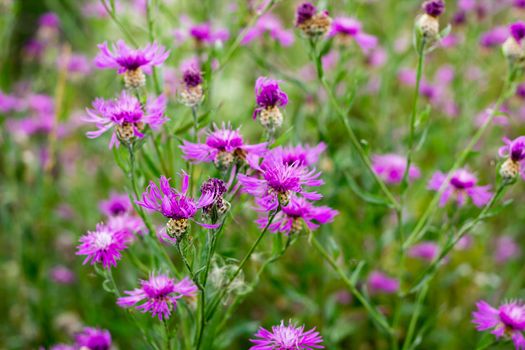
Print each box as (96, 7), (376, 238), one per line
(502, 22), (525, 63)
(416, 0), (445, 41)
(166, 218), (189, 240)
(180, 68), (204, 107)
(124, 68), (146, 89)
(295, 2), (332, 38)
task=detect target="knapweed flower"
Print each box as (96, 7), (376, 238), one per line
(253, 77), (288, 133)
(367, 271), (400, 295)
(95, 40), (169, 88)
(329, 17), (378, 52)
(117, 273), (197, 320)
(499, 136), (525, 180)
(37, 12), (60, 41)
(472, 300), (525, 349)
(107, 214), (145, 238)
(200, 178), (230, 219)
(502, 22), (525, 63)
(189, 22), (229, 45)
(57, 53), (91, 79)
(180, 123), (267, 169)
(480, 26), (508, 48)
(50, 266), (76, 285)
(256, 196), (337, 235)
(408, 241), (440, 262)
(179, 66), (204, 107)
(99, 192), (133, 217)
(372, 154), (421, 184)
(428, 169), (492, 207)
(241, 14), (294, 47)
(494, 236), (521, 264)
(83, 91), (167, 147)
(136, 173), (217, 242)
(416, 0), (445, 40)
(295, 2), (332, 38)
(238, 154), (323, 211)
(276, 142), (326, 168)
(75, 327), (111, 350)
(250, 320), (324, 350)
(76, 223), (129, 268)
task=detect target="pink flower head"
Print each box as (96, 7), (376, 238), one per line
(367, 271), (400, 295)
(428, 169), (492, 207)
(76, 223), (129, 269)
(499, 136), (525, 163)
(408, 241), (440, 262)
(39, 12), (60, 28)
(82, 91), (167, 148)
(295, 2), (318, 26)
(494, 236), (521, 264)
(253, 77), (288, 120)
(75, 327), (111, 350)
(107, 214), (145, 237)
(372, 154), (421, 184)
(250, 320), (324, 350)
(57, 53), (91, 77)
(256, 196), (338, 235)
(117, 273), (197, 320)
(238, 154), (324, 211)
(510, 21), (525, 43)
(480, 27), (508, 48)
(0, 91), (22, 113)
(329, 17), (378, 52)
(189, 23), (230, 44)
(241, 14), (294, 47)
(180, 123), (267, 167)
(275, 142), (326, 168)
(95, 40), (169, 74)
(472, 300), (525, 349)
(99, 192), (133, 217)
(422, 0), (445, 17)
(50, 265), (76, 285)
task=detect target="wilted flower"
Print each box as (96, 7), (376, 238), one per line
(76, 223), (129, 269)
(329, 17), (378, 52)
(472, 300), (525, 350)
(408, 241), (440, 262)
(250, 320), (324, 350)
(181, 123), (267, 169)
(372, 154), (421, 184)
(95, 40), (169, 88)
(253, 77), (288, 133)
(99, 192), (133, 217)
(200, 178), (229, 219)
(179, 66), (204, 107)
(241, 14), (294, 47)
(416, 0), (446, 40)
(502, 22), (525, 63)
(117, 273), (197, 320)
(295, 2), (332, 38)
(75, 327), (112, 350)
(367, 271), (400, 295)
(428, 169), (492, 207)
(83, 91), (167, 147)
(499, 136), (525, 180)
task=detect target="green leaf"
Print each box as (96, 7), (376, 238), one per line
(344, 172), (390, 206)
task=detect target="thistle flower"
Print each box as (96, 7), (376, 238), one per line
(256, 196), (337, 235)
(428, 169), (492, 207)
(472, 300), (525, 350)
(295, 2), (332, 38)
(502, 22), (525, 63)
(181, 123), (267, 169)
(241, 14), (294, 47)
(372, 154), (421, 184)
(136, 173), (217, 242)
(107, 214), (145, 238)
(416, 0), (446, 40)
(99, 192), (133, 217)
(76, 223), (129, 269)
(253, 77), (288, 133)
(83, 91), (167, 147)
(329, 17), (378, 52)
(499, 136), (525, 180)
(179, 66), (204, 107)
(367, 271), (400, 295)
(117, 273), (197, 320)
(250, 320), (324, 350)
(408, 241), (440, 262)
(200, 178), (230, 219)
(275, 142), (326, 168)
(75, 327), (112, 350)
(95, 40), (169, 88)
(238, 154), (323, 211)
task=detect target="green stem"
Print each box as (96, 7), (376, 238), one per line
(146, 0), (162, 95)
(401, 284), (428, 350)
(100, 0), (138, 47)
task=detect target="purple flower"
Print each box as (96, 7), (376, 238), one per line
(408, 241), (440, 262)
(494, 236), (521, 264)
(295, 2), (317, 26)
(516, 0), (525, 9)
(82, 91), (167, 148)
(253, 77), (288, 120)
(95, 40), (169, 74)
(50, 266), (76, 285)
(75, 327), (111, 350)
(200, 178), (229, 216)
(107, 214), (145, 238)
(480, 27), (508, 48)
(372, 154), (421, 184)
(367, 271), (400, 295)
(182, 67), (203, 88)
(329, 17), (378, 52)
(99, 192), (133, 217)
(180, 123), (267, 169)
(422, 0), (445, 17)
(510, 21), (525, 43)
(277, 143), (327, 168)
(241, 14), (294, 47)
(117, 273), (197, 320)
(472, 300), (525, 350)
(39, 12), (60, 28)
(76, 223), (129, 269)
(499, 136), (525, 163)
(239, 153), (323, 211)
(256, 196), (338, 235)
(250, 320), (324, 350)
(189, 23), (230, 44)
(427, 169), (492, 207)
(0, 91), (22, 113)
(57, 53), (91, 77)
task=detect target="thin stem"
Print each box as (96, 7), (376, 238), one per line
(100, 0), (138, 46)
(311, 235), (393, 336)
(401, 284), (428, 350)
(146, 0), (162, 95)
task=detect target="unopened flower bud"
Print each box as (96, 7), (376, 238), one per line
(180, 68), (204, 107)
(259, 106), (283, 134)
(500, 158), (520, 181)
(416, 0), (445, 40)
(503, 21), (525, 63)
(295, 2), (332, 38)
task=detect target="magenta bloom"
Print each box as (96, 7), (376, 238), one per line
(277, 143), (326, 167)
(422, 0), (445, 17)
(367, 271), (400, 295)
(50, 266), (76, 285)
(472, 300), (525, 350)
(295, 2), (317, 26)
(95, 40), (169, 74)
(427, 169), (492, 207)
(510, 21), (525, 43)
(39, 12), (60, 28)
(408, 241), (440, 262)
(250, 320), (324, 350)
(241, 14), (294, 47)
(189, 23), (229, 44)
(57, 53), (91, 77)
(238, 154), (323, 211)
(372, 154), (421, 184)
(75, 327), (111, 350)
(107, 214), (145, 238)
(0, 91), (22, 113)
(253, 77), (288, 120)
(83, 91), (167, 148)
(480, 27), (508, 48)
(329, 17), (378, 52)
(180, 123), (267, 168)
(494, 236), (521, 264)
(256, 196), (338, 234)
(500, 136), (525, 163)
(76, 223), (129, 269)
(99, 192), (133, 217)
(117, 273), (197, 320)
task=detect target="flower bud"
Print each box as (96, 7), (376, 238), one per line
(259, 105), (283, 134)
(124, 68), (146, 89)
(295, 2), (332, 38)
(500, 158), (520, 181)
(180, 68), (204, 107)
(166, 218), (189, 240)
